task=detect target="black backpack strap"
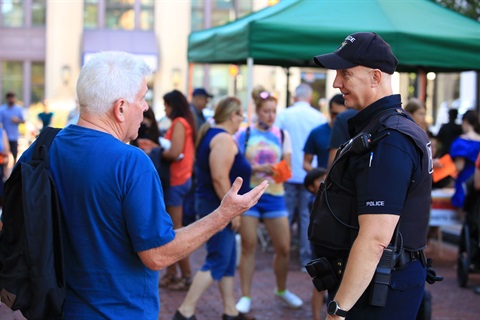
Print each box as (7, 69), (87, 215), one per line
(243, 126), (251, 153)
(331, 108), (404, 167)
(280, 129), (285, 160)
(32, 127), (61, 164)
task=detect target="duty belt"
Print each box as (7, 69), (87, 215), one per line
(394, 249), (426, 270)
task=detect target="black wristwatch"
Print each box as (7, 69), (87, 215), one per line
(327, 300), (348, 318)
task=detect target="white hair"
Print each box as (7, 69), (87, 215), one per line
(294, 83), (313, 100)
(76, 51), (152, 115)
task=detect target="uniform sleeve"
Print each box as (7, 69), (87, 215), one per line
(355, 131), (416, 215)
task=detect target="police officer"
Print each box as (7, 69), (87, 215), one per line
(308, 32), (433, 319)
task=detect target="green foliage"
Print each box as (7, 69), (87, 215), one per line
(433, 0), (480, 21)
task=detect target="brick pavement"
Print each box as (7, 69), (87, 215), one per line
(1, 237), (478, 319)
(159, 239), (480, 320)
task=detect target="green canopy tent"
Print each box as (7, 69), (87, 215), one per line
(188, 0), (480, 110)
(188, 0), (480, 71)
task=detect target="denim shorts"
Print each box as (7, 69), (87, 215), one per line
(243, 194), (288, 219)
(165, 178), (192, 207)
(201, 226), (236, 280)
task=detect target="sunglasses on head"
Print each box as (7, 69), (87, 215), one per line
(259, 91), (271, 99)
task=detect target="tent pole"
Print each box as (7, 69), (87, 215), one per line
(417, 68), (426, 102)
(285, 67), (291, 107)
(476, 71), (480, 113)
(187, 63), (194, 100)
(247, 57), (254, 126)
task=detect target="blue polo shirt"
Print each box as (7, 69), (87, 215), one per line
(329, 108), (358, 149)
(0, 104), (24, 140)
(19, 125), (175, 319)
(303, 123), (331, 169)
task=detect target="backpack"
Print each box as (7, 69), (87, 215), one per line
(0, 127), (65, 320)
(148, 147), (171, 193)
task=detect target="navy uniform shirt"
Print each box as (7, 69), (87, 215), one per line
(344, 94), (431, 250)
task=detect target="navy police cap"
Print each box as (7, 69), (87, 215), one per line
(314, 32), (398, 74)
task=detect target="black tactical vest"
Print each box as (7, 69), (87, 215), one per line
(308, 108), (432, 260)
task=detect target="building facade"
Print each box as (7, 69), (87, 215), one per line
(0, 0), (475, 129)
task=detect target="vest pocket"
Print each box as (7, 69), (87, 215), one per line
(308, 183), (358, 250)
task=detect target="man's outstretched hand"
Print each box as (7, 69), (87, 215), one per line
(218, 177), (268, 224)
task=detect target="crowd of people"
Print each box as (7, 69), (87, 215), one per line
(1, 32), (480, 319)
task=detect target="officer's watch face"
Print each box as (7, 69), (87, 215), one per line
(327, 301), (337, 315)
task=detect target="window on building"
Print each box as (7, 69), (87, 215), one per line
(84, 0), (154, 30)
(0, 0), (46, 27)
(237, 1), (254, 18)
(191, 0), (253, 31)
(140, 0), (154, 30)
(84, 0), (99, 29)
(190, 1), (254, 105)
(106, 0), (135, 30)
(31, 62), (45, 103)
(1, 0), (24, 27)
(31, 0), (46, 26)
(1, 61), (23, 105)
(191, 0), (203, 31)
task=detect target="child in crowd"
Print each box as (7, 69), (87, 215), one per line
(303, 167), (327, 320)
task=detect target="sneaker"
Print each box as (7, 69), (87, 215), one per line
(222, 313), (248, 320)
(235, 296), (251, 314)
(168, 277), (192, 291)
(159, 273), (177, 288)
(275, 289), (303, 308)
(172, 310), (197, 320)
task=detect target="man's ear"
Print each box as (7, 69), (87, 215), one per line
(113, 99), (127, 123)
(371, 69), (382, 87)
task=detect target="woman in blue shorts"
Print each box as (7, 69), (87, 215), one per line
(174, 97), (251, 320)
(160, 90), (196, 291)
(234, 86), (302, 314)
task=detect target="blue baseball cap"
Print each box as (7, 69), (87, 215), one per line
(313, 32), (398, 74)
(192, 88), (213, 98)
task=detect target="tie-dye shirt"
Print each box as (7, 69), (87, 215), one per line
(236, 126), (291, 196)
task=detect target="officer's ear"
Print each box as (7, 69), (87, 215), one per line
(370, 69), (382, 88)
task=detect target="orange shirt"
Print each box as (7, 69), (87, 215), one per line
(165, 117), (194, 186)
